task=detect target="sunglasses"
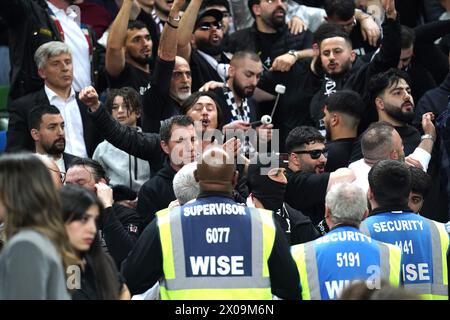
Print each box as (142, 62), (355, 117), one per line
(198, 21), (223, 31)
(293, 148), (328, 160)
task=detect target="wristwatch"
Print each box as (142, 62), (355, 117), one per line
(287, 50), (298, 60)
(421, 134), (435, 142)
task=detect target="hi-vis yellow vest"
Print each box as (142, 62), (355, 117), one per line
(156, 197), (276, 300)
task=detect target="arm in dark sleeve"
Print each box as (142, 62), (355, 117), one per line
(151, 57), (174, 94)
(137, 181), (160, 227)
(366, 15), (401, 76)
(298, 29), (313, 50)
(268, 217), (300, 300)
(285, 172), (330, 215)
(101, 205), (141, 267)
(88, 104), (162, 168)
(413, 20), (450, 84)
(414, 20), (450, 44)
(257, 69), (284, 96)
(141, 58), (175, 133)
(120, 219), (163, 296)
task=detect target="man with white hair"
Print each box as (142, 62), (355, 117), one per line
(171, 161), (200, 207)
(291, 183), (402, 300)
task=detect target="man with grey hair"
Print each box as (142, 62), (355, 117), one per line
(171, 161), (200, 206)
(0, 0), (100, 101)
(6, 41), (103, 157)
(291, 182), (402, 300)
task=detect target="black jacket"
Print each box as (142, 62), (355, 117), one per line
(137, 161), (177, 228)
(226, 23), (313, 68)
(414, 72), (450, 128)
(275, 203), (321, 246)
(5, 88), (103, 157)
(100, 204), (142, 268)
(190, 49), (230, 92)
(285, 169), (331, 226)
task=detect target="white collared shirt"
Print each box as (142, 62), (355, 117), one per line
(46, 2), (92, 91)
(45, 85), (87, 158)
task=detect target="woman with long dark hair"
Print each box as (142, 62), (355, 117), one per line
(60, 184), (130, 300)
(0, 153), (76, 299)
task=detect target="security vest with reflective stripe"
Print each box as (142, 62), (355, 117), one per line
(360, 211), (450, 300)
(291, 225), (402, 300)
(156, 196), (276, 300)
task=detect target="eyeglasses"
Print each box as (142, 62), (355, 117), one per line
(292, 148), (328, 160)
(198, 21), (223, 31)
(47, 166), (66, 183)
(60, 171), (67, 183)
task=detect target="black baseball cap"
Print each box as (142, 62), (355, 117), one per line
(195, 8), (224, 29)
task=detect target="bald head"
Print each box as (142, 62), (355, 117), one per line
(230, 51), (261, 68)
(195, 147), (237, 193)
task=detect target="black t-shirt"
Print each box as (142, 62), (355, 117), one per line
(285, 169), (330, 225)
(257, 59), (322, 152)
(395, 125), (421, 156)
(141, 58), (181, 133)
(325, 137), (358, 172)
(256, 31), (280, 69)
(107, 63), (152, 96)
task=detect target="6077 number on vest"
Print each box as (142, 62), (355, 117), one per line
(181, 203), (252, 278)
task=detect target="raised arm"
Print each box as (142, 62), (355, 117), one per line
(158, 0), (184, 61)
(365, 0), (400, 75)
(79, 86), (163, 168)
(106, 0), (134, 78)
(177, 0), (203, 62)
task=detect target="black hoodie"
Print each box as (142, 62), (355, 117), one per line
(137, 161), (177, 228)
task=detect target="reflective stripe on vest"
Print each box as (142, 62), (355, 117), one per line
(361, 216), (449, 300)
(157, 205), (275, 300)
(292, 237), (401, 300)
(403, 220), (449, 300)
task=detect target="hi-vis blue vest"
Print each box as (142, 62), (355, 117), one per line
(361, 212), (450, 300)
(156, 196), (276, 300)
(291, 226), (402, 300)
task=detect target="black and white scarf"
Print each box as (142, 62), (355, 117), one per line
(223, 85), (250, 123)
